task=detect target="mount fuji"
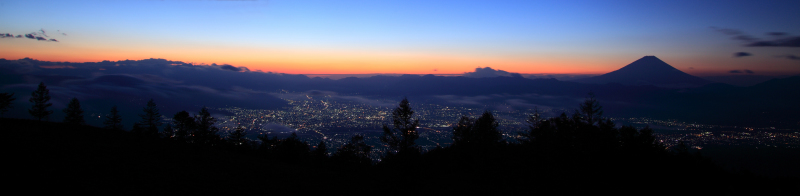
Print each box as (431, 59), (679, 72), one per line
(575, 56), (711, 88)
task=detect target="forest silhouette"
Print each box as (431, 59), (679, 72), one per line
(3, 83), (798, 195)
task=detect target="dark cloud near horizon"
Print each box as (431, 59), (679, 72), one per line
(463, 67), (522, 78)
(729, 69), (754, 74)
(747, 37), (800, 47)
(768, 32), (787, 37)
(734, 52), (752, 57)
(777, 54), (800, 61)
(219, 64), (249, 72)
(713, 27), (800, 48)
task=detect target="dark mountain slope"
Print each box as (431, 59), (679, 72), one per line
(576, 56), (711, 88)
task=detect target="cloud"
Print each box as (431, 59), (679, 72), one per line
(733, 52), (752, 57)
(25, 34), (35, 39)
(713, 27), (800, 48)
(768, 32), (787, 36)
(747, 37), (800, 47)
(777, 54), (800, 61)
(463, 67), (521, 78)
(0, 33), (14, 38)
(219, 64), (249, 72)
(729, 69), (755, 74)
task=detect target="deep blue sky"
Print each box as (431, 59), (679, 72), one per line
(1, 0), (798, 75)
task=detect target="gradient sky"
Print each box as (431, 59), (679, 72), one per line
(1, 0), (798, 76)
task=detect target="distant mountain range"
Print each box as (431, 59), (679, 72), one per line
(0, 57), (798, 128)
(574, 56), (711, 88)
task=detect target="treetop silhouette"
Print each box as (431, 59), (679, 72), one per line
(0, 92), (16, 117)
(103, 106), (124, 130)
(63, 97), (85, 125)
(135, 99), (162, 137)
(381, 98), (420, 154)
(29, 82), (53, 121)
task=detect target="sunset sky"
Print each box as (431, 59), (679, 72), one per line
(1, 0), (798, 76)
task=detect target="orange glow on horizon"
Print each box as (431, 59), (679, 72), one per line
(3, 39), (798, 76)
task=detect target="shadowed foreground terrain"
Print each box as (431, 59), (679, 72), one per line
(5, 118), (798, 195)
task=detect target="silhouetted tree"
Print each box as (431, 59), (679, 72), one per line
(517, 109), (542, 143)
(172, 110), (195, 141)
(473, 111), (503, 145)
(103, 106), (124, 130)
(62, 98), (85, 125)
(0, 92), (16, 117)
(381, 98), (419, 154)
(136, 99), (162, 137)
(257, 133), (279, 153)
(452, 116), (475, 146)
(453, 111), (503, 147)
(228, 126), (248, 146)
(274, 133), (310, 163)
(618, 125), (661, 152)
(332, 135), (372, 167)
(193, 107), (219, 145)
(28, 82), (52, 121)
(579, 92), (603, 125)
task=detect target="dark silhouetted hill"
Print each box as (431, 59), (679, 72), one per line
(575, 56), (711, 88)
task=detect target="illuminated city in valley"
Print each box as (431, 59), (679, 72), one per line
(2, 0), (799, 194)
(205, 92), (799, 161)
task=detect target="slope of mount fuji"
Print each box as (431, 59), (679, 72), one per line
(575, 56), (711, 88)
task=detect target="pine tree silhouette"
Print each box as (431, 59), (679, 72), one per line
(453, 111), (503, 147)
(194, 107), (219, 145)
(28, 82), (52, 121)
(0, 92), (16, 117)
(381, 98), (419, 154)
(332, 135), (372, 167)
(63, 98), (85, 125)
(136, 99), (162, 137)
(228, 126), (248, 146)
(172, 110), (195, 141)
(103, 106), (124, 130)
(452, 116), (474, 146)
(579, 92), (603, 125)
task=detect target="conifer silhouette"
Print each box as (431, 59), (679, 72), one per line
(579, 92), (603, 125)
(103, 106), (124, 130)
(172, 110), (195, 141)
(228, 126), (248, 146)
(0, 92), (16, 117)
(452, 111), (503, 147)
(136, 99), (162, 137)
(333, 135), (372, 166)
(63, 98), (85, 125)
(381, 98), (419, 154)
(28, 82), (52, 121)
(194, 107), (219, 145)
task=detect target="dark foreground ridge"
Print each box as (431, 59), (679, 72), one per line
(5, 117), (798, 195)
